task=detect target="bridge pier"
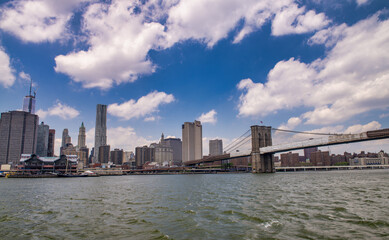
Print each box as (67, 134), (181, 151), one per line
(251, 125), (274, 173)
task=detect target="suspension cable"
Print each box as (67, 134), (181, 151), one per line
(223, 129), (251, 151)
(225, 134), (251, 152)
(272, 128), (341, 136)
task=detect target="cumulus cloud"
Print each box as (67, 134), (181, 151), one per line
(271, 5), (329, 36)
(0, 47), (15, 88)
(0, 0), (91, 43)
(36, 101), (80, 120)
(198, 109), (217, 124)
(356, 0), (370, 6)
(108, 91), (175, 120)
(237, 13), (389, 125)
(52, 0), (328, 89)
(86, 127), (156, 152)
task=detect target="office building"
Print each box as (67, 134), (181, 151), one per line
(135, 146), (154, 169)
(0, 111), (39, 164)
(36, 122), (49, 157)
(153, 133), (173, 166)
(62, 143), (77, 156)
(94, 104), (107, 163)
(78, 122), (86, 148)
(164, 137), (182, 165)
(98, 145), (110, 163)
(182, 120), (202, 162)
(209, 139), (223, 156)
(47, 129), (55, 157)
(22, 79), (36, 114)
(110, 148), (123, 165)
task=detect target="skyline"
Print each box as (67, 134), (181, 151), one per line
(1, 0), (389, 156)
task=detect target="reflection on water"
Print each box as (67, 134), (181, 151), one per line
(1, 170), (389, 239)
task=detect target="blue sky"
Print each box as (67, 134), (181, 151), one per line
(0, 0), (389, 156)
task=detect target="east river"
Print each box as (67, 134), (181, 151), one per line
(1, 170), (388, 239)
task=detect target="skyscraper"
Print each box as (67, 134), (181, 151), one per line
(61, 128), (69, 148)
(36, 122), (49, 157)
(47, 129), (55, 157)
(22, 78), (36, 114)
(78, 122), (86, 148)
(94, 104), (107, 163)
(0, 111), (39, 164)
(209, 139), (223, 156)
(182, 120), (202, 162)
(164, 137), (182, 165)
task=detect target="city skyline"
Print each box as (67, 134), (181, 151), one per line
(0, 0), (389, 156)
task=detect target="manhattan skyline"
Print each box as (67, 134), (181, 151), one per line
(0, 0), (389, 156)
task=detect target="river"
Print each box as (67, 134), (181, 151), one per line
(0, 170), (388, 239)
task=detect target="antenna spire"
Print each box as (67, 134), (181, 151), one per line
(29, 78), (32, 96)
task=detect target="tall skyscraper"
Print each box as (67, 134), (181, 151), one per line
(61, 128), (69, 148)
(36, 122), (49, 157)
(135, 146), (154, 169)
(22, 78), (36, 114)
(182, 120), (202, 162)
(47, 129), (55, 157)
(164, 137), (182, 165)
(110, 148), (124, 165)
(0, 111), (39, 164)
(94, 104), (107, 163)
(209, 139), (223, 156)
(78, 122), (86, 148)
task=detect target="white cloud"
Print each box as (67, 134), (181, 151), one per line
(237, 13), (389, 125)
(356, 0), (370, 6)
(0, 0), (91, 43)
(86, 127), (156, 152)
(54, 138), (62, 157)
(198, 109), (217, 124)
(108, 91), (175, 120)
(144, 116), (156, 122)
(271, 5), (329, 36)
(0, 47), (15, 88)
(37, 101), (80, 120)
(53, 0), (328, 89)
(278, 117), (302, 130)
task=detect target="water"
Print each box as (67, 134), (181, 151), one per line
(1, 170), (389, 239)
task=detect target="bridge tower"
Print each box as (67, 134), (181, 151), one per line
(251, 125), (274, 173)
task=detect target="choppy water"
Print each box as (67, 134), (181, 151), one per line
(1, 170), (389, 239)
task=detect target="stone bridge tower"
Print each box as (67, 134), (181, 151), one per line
(251, 125), (274, 173)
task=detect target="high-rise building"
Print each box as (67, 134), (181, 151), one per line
(209, 139), (223, 156)
(110, 148), (123, 165)
(36, 122), (49, 157)
(0, 111), (39, 164)
(94, 104), (107, 163)
(47, 129), (55, 157)
(78, 122), (86, 148)
(164, 137), (182, 165)
(182, 120), (202, 162)
(310, 150), (330, 166)
(22, 79), (36, 114)
(61, 128), (69, 148)
(280, 152), (300, 167)
(135, 146), (154, 169)
(304, 147), (318, 161)
(153, 133), (173, 166)
(98, 145), (110, 163)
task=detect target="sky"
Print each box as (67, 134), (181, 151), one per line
(0, 0), (389, 157)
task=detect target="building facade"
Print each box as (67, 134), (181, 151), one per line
(110, 148), (124, 165)
(0, 111), (39, 164)
(304, 147), (318, 161)
(182, 120), (202, 162)
(164, 137), (182, 165)
(209, 139), (223, 156)
(310, 150), (331, 166)
(78, 122), (86, 148)
(36, 122), (49, 157)
(280, 152), (300, 167)
(153, 134), (173, 166)
(47, 129), (55, 157)
(94, 104), (107, 163)
(135, 146), (154, 169)
(98, 145), (110, 164)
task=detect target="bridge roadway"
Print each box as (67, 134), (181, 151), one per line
(230, 128), (389, 157)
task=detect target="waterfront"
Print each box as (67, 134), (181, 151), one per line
(1, 170), (388, 239)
